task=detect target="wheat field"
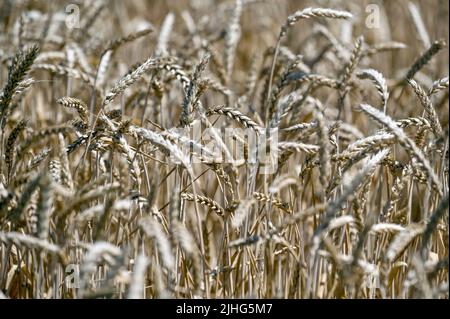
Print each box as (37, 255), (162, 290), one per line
(0, 0), (448, 299)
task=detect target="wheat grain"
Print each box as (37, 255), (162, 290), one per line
(386, 223), (426, 262)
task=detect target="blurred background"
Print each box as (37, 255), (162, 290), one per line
(1, 0), (448, 126)
(2, 0), (448, 75)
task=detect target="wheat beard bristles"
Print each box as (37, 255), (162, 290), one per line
(359, 103), (443, 195)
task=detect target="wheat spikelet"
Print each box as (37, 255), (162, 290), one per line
(205, 106), (262, 133)
(421, 195), (449, 260)
(0, 45), (39, 124)
(127, 254), (149, 299)
(339, 36), (364, 89)
(386, 223), (426, 262)
(56, 134), (74, 190)
(0, 1), (447, 300)
(269, 175), (300, 195)
(363, 41), (407, 56)
(56, 97), (89, 122)
(77, 1), (105, 36)
(6, 173), (43, 224)
(314, 24), (350, 61)
(343, 132), (395, 157)
(181, 192), (224, 216)
(0, 77), (35, 106)
(58, 182), (121, 220)
(357, 69), (389, 111)
(75, 199), (131, 223)
(172, 220), (202, 291)
(278, 141), (320, 154)
(370, 223), (406, 234)
(32, 63), (94, 86)
(231, 199), (255, 229)
(268, 55), (303, 121)
(16, 125), (72, 161)
(280, 8), (353, 38)
(396, 117), (431, 130)
(408, 78), (442, 136)
(359, 103), (442, 195)
(327, 215), (355, 232)
(104, 28), (153, 54)
(285, 73), (341, 89)
(0, 231), (61, 254)
(5, 119), (27, 178)
(95, 49), (112, 88)
(312, 99), (331, 192)
(130, 125), (191, 171)
(161, 129), (215, 160)
(156, 12), (175, 56)
(35, 173), (52, 240)
(103, 57), (168, 107)
(26, 147), (51, 172)
(0, 183), (14, 215)
(314, 149), (389, 241)
(161, 60), (191, 90)
(267, 7), (352, 115)
(428, 76), (449, 96)
(140, 217), (175, 270)
(224, 0), (243, 83)
(79, 242), (122, 294)
(180, 53), (210, 126)
(253, 192), (291, 213)
(114, 132), (141, 188)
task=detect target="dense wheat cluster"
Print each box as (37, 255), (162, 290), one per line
(0, 0), (448, 299)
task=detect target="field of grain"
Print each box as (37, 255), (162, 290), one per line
(0, 0), (448, 299)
